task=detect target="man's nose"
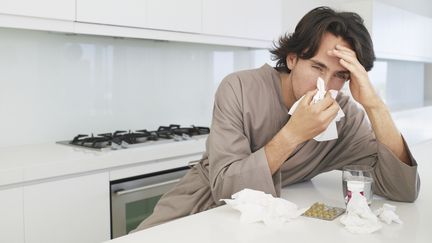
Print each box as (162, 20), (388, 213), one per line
(321, 73), (332, 89)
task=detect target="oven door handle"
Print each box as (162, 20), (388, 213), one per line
(188, 159), (200, 168)
(115, 178), (181, 196)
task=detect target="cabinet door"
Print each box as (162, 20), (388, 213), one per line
(76, 0), (147, 27)
(147, 0), (201, 33)
(23, 173), (110, 243)
(0, 187), (24, 243)
(202, 0), (282, 41)
(0, 0), (75, 20)
(372, 1), (432, 61)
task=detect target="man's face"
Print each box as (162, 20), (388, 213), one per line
(286, 32), (352, 100)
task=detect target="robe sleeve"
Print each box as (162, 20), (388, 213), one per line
(207, 75), (277, 202)
(336, 98), (420, 202)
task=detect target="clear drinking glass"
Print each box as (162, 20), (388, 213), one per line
(342, 165), (374, 205)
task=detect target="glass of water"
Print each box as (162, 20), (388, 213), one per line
(342, 165), (374, 205)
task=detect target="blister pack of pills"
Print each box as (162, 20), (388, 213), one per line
(302, 202), (345, 221)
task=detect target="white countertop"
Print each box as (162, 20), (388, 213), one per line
(392, 106), (432, 145)
(0, 136), (207, 187)
(105, 139), (432, 243)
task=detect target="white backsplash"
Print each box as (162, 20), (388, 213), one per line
(0, 28), (272, 147)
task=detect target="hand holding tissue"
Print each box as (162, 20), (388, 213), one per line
(288, 77), (345, 141)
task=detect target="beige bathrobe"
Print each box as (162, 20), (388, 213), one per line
(132, 64), (420, 232)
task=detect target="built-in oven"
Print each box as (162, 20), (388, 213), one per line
(110, 166), (190, 238)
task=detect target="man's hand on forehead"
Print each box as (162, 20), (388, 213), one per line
(327, 45), (380, 109)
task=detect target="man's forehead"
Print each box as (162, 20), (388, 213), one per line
(319, 33), (352, 51)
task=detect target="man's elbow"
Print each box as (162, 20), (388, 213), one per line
(390, 177), (420, 203)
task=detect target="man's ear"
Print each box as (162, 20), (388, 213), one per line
(286, 53), (298, 70)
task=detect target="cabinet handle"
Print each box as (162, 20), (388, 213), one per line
(188, 159), (200, 168)
(115, 178), (181, 196)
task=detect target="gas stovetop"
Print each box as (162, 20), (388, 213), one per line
(57, 124), (210, 151)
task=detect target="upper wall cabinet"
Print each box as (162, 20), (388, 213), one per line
(76, 0), (148, 27)
(1, 0), (282, 48)
(0, 0), (74, 20)
(146, 0), (201, 33)
(76, 0), (202, 33)
(371, 1), (432, 62)
(202, 0), (282, 41)
(338, 0), (432, 63)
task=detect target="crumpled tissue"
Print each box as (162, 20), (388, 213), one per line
(221, 188), (306, 227)
(340, 183), (382, 234)
(375, 203), (403, 224)
(288, 77), (345, 141)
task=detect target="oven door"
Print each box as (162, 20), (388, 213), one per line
(110, 167), (188, 238)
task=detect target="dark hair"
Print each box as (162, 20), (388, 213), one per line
(270, 6), (375, 73)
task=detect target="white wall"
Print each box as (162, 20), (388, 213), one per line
(385, 60), (424, 111)
(377, 0), (432, 18)
(0, 28), (272, 147)
(367, 60), (387, 100)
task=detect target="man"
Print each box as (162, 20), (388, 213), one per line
(132, 6), (420, 232)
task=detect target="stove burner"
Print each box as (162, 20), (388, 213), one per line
(70, 134), (112, 149)
(159, 124), (210, 137)
(64, 124), (210, 150)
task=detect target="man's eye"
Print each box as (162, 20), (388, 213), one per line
(312, 66), (323, 72)
(336, 73), (350, 81)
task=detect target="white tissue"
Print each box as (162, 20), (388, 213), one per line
(312, 77), (327, 103)
(374, 203), (403, 224)
(288, 77), (345, 142)
(340, 184), (382, 234)
(221, 188), (306, 227)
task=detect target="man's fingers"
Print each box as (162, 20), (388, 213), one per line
(312, 92), (334, 111)
(335, 44), (356, 56)
(318, 101), (340, 129)
(329, 49), (357, 65)
(300, 89), (317, 106)
(322, 101), (340, 118)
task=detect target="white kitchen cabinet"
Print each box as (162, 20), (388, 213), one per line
(77, 0), (282, 40)
(337, 0), (432, 62)
(0, 187), (24, 243)
(371, 1), (432, 62)
(76, 0), (147, 27)
(0, 0), (74, 20)
(147, 0), (201, 33)
(202, 0), (282, 41)
(0, 0), (275, 48)
(77, 0), (202, 33)
(23, 173), (110, 243)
